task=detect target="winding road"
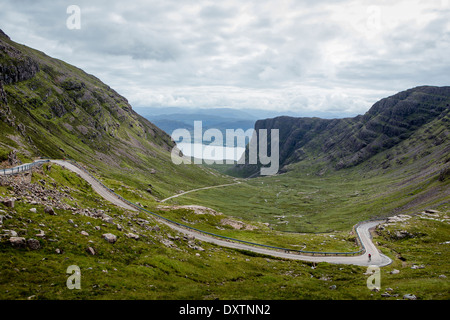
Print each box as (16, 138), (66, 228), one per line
(2, 159), (392, 267)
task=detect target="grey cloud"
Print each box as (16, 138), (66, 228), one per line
(199, 4), (238, 20)
(0, 0), (448, 116)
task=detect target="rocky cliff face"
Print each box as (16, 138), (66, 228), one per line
(234, 86), (450, 177)
(0, 34), (39, 84)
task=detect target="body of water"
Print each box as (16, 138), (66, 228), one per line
(176, 142), (246, 161)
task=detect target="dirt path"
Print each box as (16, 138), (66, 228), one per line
(15, 160), (391, 267)
(160, 181), (241, 202)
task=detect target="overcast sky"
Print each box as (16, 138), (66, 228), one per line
(1, 0), (449, 116)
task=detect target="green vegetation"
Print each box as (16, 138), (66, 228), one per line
(0, 31), (234, 200)
(374, 211), (450, 300)
(1, 29), (449, 301)
(1, 164), (448, 300)
(167, 160), (449, 234)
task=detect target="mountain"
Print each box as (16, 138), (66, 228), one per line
(0, 30), (231, 198)
(233, 86), (450, 178)
(135, 106), (356, 148)
(1, 30), (449, 302)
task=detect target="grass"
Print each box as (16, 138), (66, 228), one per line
(372, 211), (450, 300)
(163, 126), (450, 234)
(1, 31), (449, 301)
(152, 205), (360, 253)
(0, 161), (449, 300)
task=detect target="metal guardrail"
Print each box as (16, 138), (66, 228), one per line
(0, 160), (49, 176)
(4, 158), (375, 257)
(63, 159), (370, 257)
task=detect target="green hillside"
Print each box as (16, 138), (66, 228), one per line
(1, 29), (448, 302)
(0, 30), (232, 199)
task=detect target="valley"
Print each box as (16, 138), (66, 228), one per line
(0, 29), (449, 301)
(0, 159), (448, 300)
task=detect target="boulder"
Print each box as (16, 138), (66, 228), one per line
(393, 230), (413, 239)
(35, 230), (45, 238)
(188, 242), (205, 251)
(86, 247), (96, 255)
(403, 294), (417, 300)
(2, 198), (15, 208)
(390, 269), (400, 274)
(126, 233), (139, 240)
(102, 215), (114, 224)
(9, 236), (26, 248)
(27, 238), (41, 250)
(3, 229), (18, 237)
(102, 233), (117, 244)
(183, 234), (195, 241)
(44, 206), (56, 215)
(167, 234), (180, 241)
(161, 238), (176, 248)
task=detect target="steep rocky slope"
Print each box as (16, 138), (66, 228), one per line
(234, 86), (450, 178)
(0, 30), (230, 198)
(0, 29), (172, 161)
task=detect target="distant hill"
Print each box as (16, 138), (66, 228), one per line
(137, 108), (256, 146)
(233, 86), (450, 178)
(134, 106), (359, 148)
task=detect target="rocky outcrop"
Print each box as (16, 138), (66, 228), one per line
(0, 33), (40, 84)
(0, 30), (39, 128)
(7, 150), (19, 166)
(0, 80), (7, 105)
(234, 86), (450, 176)
(0, 174), (116, 220)
(220, 218), (258, 231)
(0, 80), (13, 125)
